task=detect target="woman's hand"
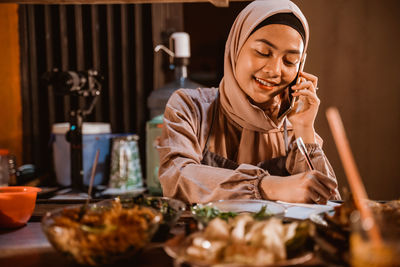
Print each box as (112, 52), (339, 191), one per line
(259, 170), (338, 204)
(287, 71), (319, 143)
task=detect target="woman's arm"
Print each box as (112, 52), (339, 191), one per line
(286, 136), (335, 178)
(286, 139), (341, 201)
(258, 128), (340, 203)
(158, 89), (267, 204)
(277, 70), (341, 202)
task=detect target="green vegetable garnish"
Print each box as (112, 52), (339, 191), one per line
(253, 205), (272, 220)
(130, 196), (177, 223)
(192, 204), (272, 224)
(191, 205), (237, 223)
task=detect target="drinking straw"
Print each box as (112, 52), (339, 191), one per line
(326, 107), (382, 246)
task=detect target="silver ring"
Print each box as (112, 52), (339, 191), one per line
(315, 195), (321, 202)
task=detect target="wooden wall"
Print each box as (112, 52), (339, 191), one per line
(0, 4), (22, 164)
(293, 0), (400, 200)
(184, 0), (400, 200)
(1, 0), (399, 199)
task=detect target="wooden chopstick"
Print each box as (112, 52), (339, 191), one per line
(86, 149), (100, 205)
(326, 107), (382, 246)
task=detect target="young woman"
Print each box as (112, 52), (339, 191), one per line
(158, 0), (340, 204)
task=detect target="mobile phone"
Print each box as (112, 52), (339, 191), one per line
(277, 53), (307, 120)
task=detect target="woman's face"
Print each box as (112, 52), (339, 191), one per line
(235, 24), (304, 106)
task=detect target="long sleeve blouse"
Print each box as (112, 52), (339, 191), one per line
(158, 87), (336, 204)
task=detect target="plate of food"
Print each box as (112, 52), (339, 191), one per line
(165, 213), (313, 267)
(41, 198), (162, 266)
(191, 199), (286, 227)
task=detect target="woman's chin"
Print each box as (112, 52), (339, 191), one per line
(254, 91), (282, 103)
(248, 96), (273, 109)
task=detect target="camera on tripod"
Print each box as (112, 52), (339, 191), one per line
(42, 68), (103, 191)
(43, 68), (102, 97)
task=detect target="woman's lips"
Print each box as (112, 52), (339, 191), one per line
(254, 77), (276, 90)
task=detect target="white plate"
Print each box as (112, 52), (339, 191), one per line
(277, 200), (340, 220)
(207, 199), (286, 217)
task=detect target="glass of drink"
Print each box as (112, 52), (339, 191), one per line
(350, 210), (400, 267)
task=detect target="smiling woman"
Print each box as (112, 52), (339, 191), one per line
(235, 23), (304, 108)
(158, 0), (340, 205)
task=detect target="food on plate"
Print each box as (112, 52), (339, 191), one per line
(129, 195), (186, 241)
(184, 214), (312, 266)
(130, 195), (185, 226)
(42, 198), (162, 266)
(191, 204), (272, 226)
(325, 196), (400, 228)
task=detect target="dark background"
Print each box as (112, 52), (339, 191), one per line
(184, 0), (400, 200)
(16, 0), (400, 200)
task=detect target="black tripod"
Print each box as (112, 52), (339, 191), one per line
(44, 69), (102, 192)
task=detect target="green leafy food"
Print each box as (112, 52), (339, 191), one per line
(253, 205), (272, 220)
(130, 196), (177, 223)
(191, 205), (237, 224)
(191, 204), (271, 224)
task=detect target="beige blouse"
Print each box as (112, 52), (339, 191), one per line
(158, 88), (336, 204)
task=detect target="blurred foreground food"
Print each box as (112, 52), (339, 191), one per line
(129, 195), (186, 241)
(313, 196), (400, 266)
(41, 199), (162, 266)
(183, 214), (312, 266)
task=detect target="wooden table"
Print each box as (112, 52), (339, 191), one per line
(0, 222), (177, 267)
(0, 199), (329, 267)
(0, 199), (176, 267)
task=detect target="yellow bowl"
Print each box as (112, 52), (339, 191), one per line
(0, 186), (41, 228)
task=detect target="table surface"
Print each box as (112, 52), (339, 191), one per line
(0, 199), (177, 267)
(0, 222), (176, 267)
(0, 199), (327, 267)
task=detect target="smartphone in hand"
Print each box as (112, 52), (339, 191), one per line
(277, 53), (307, 120)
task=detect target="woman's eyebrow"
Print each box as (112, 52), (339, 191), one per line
(255, 38), (301, 54)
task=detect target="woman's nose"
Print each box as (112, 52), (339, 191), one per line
(262, 58), (281, 77)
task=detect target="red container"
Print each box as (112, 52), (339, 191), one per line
(0, 186), (41, 228)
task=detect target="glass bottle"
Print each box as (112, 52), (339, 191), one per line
(0, 149), (10, 187)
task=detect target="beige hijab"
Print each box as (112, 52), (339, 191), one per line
(219, 0), (309, 133)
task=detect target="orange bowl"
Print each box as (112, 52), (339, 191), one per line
(0, 186), (41, 228)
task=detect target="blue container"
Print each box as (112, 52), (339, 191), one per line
(52, 123), (113, 186)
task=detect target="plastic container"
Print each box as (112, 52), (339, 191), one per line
(149, 32), (202, 119)
(52, 122), (112, 187)
(146, 115), (164, 195)
(147, 76), (202, 119)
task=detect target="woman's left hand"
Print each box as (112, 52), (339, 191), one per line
(287, 71), (319, 143)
